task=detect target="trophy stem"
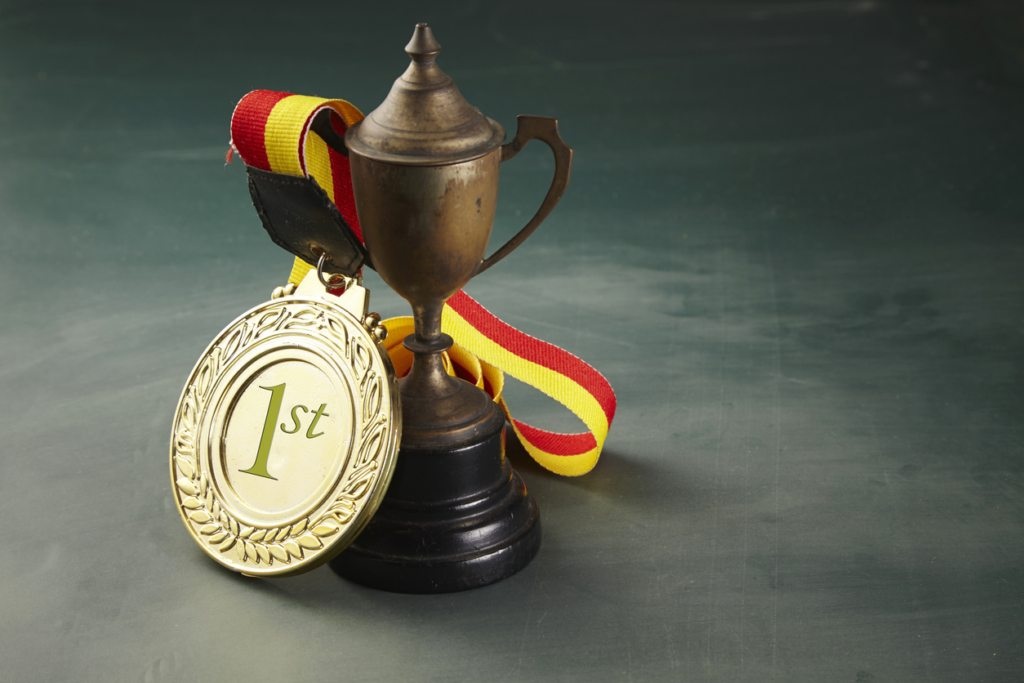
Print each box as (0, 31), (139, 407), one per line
(411, 299), (445, 345)
(403, 297), (461, 413)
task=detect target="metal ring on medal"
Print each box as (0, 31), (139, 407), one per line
(169, 293), (400, 576)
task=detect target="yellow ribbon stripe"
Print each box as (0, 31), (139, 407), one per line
(263, 94), (362, 177)
(442, 306), (608, 476)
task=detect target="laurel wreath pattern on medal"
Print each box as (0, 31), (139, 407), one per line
(171, 298), (393, 570)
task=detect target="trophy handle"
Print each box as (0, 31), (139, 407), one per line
(475, 115), (574, 275)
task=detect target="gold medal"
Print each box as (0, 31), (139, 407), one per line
(169, 267), (400, 576)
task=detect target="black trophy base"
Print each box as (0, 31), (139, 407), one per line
(331, 422), (541, 593)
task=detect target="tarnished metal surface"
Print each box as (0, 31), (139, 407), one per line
(345, 23), (505, 166)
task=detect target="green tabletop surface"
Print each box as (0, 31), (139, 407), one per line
(2, 1), (1023, 681)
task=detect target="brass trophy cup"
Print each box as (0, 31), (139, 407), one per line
(330, 23), (573, 592)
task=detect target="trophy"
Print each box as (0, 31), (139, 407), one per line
(330, 23), (573, 592)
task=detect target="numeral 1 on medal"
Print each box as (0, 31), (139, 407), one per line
(240, 383), (329, 480)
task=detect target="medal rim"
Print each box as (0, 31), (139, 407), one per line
(169, 289), (401, 577)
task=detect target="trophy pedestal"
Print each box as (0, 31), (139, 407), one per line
(331, 359), (541, 593)
(331, 412), (541, 593)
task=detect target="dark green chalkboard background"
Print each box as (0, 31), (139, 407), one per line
(2, 1), (1022, 680)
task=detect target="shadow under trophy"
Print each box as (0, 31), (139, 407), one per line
(329, 23), (573, 592)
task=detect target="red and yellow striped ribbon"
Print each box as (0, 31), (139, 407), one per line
(230, 90), (615, 476)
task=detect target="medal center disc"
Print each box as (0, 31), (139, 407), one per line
(215, 357), (354, 525)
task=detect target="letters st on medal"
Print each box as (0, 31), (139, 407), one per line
(239, 382), (331, 480)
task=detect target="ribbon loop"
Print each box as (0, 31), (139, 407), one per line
(230, 89), (615, 476)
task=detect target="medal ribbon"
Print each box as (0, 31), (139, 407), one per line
(230, 90), (615, 476)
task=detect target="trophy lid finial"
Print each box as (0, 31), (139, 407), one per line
(345, 23), (505, 166)
(405, 23), (441, 63)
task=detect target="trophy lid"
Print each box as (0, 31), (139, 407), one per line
(346, 23), (505, 166)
